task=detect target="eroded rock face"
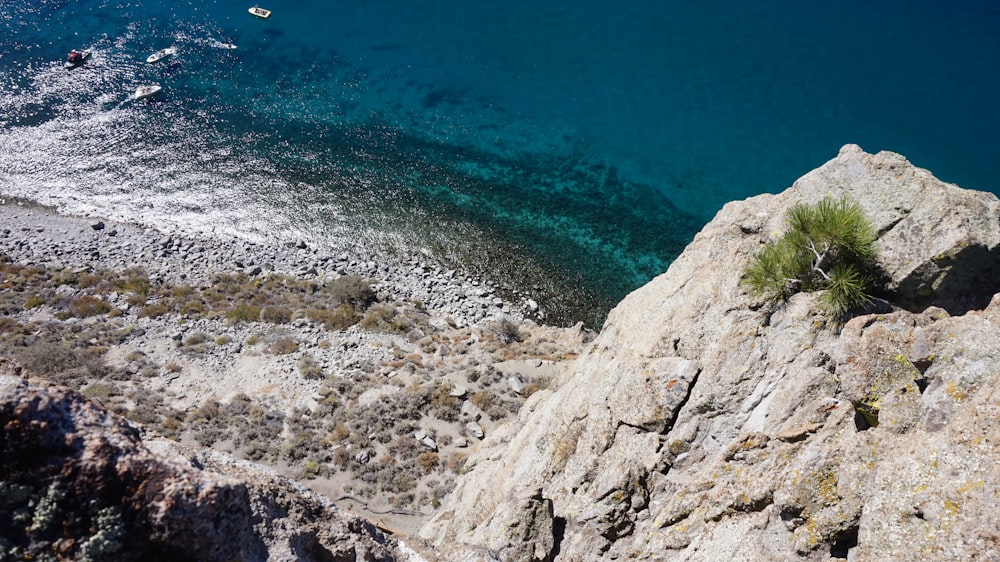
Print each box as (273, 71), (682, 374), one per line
(0, 374), (400, 562)
(420, 146), (1000, 560)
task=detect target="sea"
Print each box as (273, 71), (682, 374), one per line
(2, 0), (998, 326)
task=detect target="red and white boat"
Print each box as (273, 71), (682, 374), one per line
(65, 49), (91, 69)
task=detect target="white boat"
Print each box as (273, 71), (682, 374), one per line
(134, 84), (163, 100)
(146, 47), (176, 64)
(248, 6), (271, 18)
(65, 49), (91, 69)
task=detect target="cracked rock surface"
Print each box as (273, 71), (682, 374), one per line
(419, 145), (1000, 561)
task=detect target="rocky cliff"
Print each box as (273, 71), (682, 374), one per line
(0, 362), (406, 561)
(419, 145), (1000, 560)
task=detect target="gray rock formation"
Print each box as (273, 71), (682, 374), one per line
(420, 145), (1000, 560)
(0, 369), (402, 562)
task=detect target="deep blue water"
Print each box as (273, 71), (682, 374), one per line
(2, 0), (998, 325)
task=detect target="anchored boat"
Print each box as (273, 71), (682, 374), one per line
(248, 6), (271, 19)
(146, 47), (176, 64)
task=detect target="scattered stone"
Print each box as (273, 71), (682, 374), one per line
(421, 436), (438, 451)
(465, 421), (485, 440)
(460, 400), (483, 421)
(507, 375), (526, 395)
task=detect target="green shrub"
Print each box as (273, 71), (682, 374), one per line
(302, 460), (322, 479)
(742, 196), (878, 317)
(24, 294), (45, 309)
(227, 304), (262, 323)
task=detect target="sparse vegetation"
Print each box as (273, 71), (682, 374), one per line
(0, 249), (580, 514)
(268, 338), (299, 355)
(69, 295), (112, 318)
(297, 353), (324, 379)
(492, 317), (523, 344)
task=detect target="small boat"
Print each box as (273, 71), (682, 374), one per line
(65, 49), (91, 69)
(134, 84), (163, 100)
(146, 47), (176, 64)
(248, 5), (271, 18)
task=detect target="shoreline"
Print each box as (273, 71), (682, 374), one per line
(0, 195), (538, 327)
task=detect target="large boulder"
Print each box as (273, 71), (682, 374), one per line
(420, 146), (1000, 560)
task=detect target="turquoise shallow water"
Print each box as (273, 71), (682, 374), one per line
(1, 0), (998, 325)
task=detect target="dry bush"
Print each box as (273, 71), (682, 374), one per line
(69, 295), (111, 318)
(82, 381), (119, 403)
(179, 299), (206, 316)
(24, 295), (44, 310)
(416, 452), (440, 474)
(183, 332), (211, 347)
(491, 318), (523, 344)
(260, 305), (293, 324)
(8, 340), (106, 388)
(447, 452), (468, 474)
(328, 422), (350, 443)
(326, 275), (375, 308)
(358, 303), (396, 331)
(297, 354), (324, 379)
(171, 285), (195, 299)
(430, 382), (461, 421)
(268, 338), (299, 355)
(188, 400), (221, 421)
(75, 272), (106, 289)
(470, 390), (496, 414)
(139, 303), (170, 318)
(227, 304), (262, 323)
(307, 303), (360, 331)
